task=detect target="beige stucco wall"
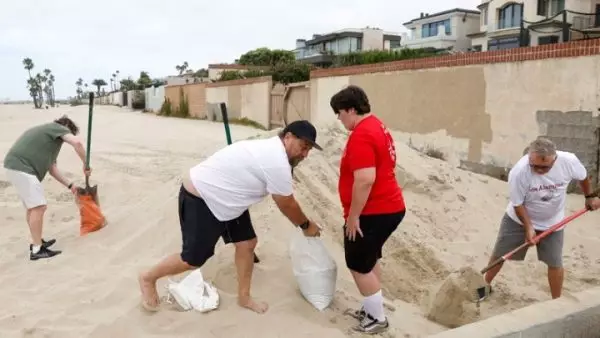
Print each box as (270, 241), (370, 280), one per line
(310, 54), (600, 167)
(206, 86), (229, 110)
(206, 77), (271, 128)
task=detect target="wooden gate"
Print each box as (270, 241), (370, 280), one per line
(270, 83), (285, 128)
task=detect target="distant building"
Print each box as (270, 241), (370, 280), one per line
(400, 8), (481, 52)
(294, 27), (402, 67)
(468, 0), (600, 52)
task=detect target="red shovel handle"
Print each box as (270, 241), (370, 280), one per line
(480, 208), (588, 274)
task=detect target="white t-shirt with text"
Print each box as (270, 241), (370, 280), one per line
(189, 136), (293, 221)
(506, 151), (587, 231)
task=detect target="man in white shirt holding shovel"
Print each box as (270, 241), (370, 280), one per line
(483, 137), (600, 300)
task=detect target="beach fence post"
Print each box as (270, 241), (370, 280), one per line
(218, 102), (260, 264)
(219, 102), (233, 145)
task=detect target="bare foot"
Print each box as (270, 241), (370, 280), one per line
(238, 296), (268, 314)
(138, 272), (160, 311)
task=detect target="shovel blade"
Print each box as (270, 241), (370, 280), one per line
(77, 185), (100, 205)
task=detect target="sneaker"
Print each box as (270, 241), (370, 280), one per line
(344, 307), (366, 321)
(29, 238), (56, 251)
(30, 245), (62, 261)
(352, 313), (389, 335)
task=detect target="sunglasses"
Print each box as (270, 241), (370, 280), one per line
(529, 163), (553, 170)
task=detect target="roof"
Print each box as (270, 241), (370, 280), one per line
(403, 8), (480, 26)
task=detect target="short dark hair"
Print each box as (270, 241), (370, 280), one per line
(330, 85), (371, 115)
(54, 115), (79, 135)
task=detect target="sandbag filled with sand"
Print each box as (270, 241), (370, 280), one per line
(422, 267), (486, 328)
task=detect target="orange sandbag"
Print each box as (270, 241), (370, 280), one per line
(77, 193), (106, 236)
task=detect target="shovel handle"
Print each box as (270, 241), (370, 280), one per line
(480, 208), (588, 274)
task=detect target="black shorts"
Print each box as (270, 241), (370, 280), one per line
(343, 211), (405, 274)
(178, 185), (256, 267)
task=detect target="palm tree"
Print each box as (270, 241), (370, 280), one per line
(48, 74), (56, 107)
(22, 58), (40, 108)
(175, 61), (189, 75)
(75, 78), (84, 99)
(35, 73), (45, 107)
(91, 79), (107, 96)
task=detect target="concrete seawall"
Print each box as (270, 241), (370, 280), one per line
(428, 286), (600, 338)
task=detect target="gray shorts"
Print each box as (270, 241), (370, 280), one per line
(491, 213), (564, 268)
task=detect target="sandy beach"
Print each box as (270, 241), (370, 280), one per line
(1, 104), (599, 338)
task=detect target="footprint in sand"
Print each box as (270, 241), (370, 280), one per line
(0, 180), (10, 189)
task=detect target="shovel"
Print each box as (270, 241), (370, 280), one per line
(78, 92), (99, 202)
(474, 208), (589, 301)
(76, 92), (106, 235)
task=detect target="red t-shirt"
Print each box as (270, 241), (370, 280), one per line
(338, 115), (405, 219)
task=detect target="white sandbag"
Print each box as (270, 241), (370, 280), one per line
(166, 268), (219, 313)
(289, 231), (337, 311)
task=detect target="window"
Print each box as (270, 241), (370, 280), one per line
(488, 36), (520, 50)
(549, 0), (564, 16)
(537, 0), (547, 16)
(498, 3), (523, 29)
(538, 35), (559, 45)
(483, 8), (488, 25)
(337, 38), (351, 54)
(471, 45), (483, 52)
(421, 19), (451, 38)
(389, 39), (401, 48)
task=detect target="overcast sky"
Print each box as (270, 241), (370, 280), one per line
(0, 0), (479, 101)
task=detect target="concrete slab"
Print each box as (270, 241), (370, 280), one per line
(427, 286), (600, 338)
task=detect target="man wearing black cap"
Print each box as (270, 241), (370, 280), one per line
(138, 120), (322, 314)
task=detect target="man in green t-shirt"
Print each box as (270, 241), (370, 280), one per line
(3, 115), (91, 260)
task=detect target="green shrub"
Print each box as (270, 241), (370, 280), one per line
(175, 87), (190, 118)
(159, 98), (172, 116)
(334, 48), (437, 67)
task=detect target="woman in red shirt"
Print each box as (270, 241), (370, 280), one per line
(330, 85), (406, 334)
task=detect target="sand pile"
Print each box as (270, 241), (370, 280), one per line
(422, 267), (487, 328)
(1, 106), (600, 338)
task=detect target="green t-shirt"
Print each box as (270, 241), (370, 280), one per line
(3, 122), (71, 181)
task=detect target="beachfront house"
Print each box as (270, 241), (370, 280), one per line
(468, 0), (600, 51)
(400, 8), (481, 52)
(293, 27), (402, 67)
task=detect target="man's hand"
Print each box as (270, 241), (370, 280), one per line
(345, 215), (363, 241)
(302, 221), (321, 237)
(83, 166), (92, 177)
(585, 197), (600, 211)
(525, 227), (537, 245)
(70, 184), (79, 195)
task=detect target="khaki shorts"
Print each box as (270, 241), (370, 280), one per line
(5, 169), (47, 209)
(491, 213), (564, 268)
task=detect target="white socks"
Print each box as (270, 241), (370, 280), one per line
(31, 245), (41, 254)
(362, 289), (385, 322)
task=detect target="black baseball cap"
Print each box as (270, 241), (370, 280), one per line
(283, 120), (322, 151)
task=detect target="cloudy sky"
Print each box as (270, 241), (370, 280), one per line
(0, 0), (479, 101)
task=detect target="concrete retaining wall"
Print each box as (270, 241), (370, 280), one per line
(428, 286), (600, 338)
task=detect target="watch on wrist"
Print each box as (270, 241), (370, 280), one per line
(298, 220), (309, 230)
(68, 183), (73, 189)
(585, 194), (595, 199)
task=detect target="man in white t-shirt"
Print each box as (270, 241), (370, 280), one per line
(483, 137), (600, 300)
(138, 120), (323, 314)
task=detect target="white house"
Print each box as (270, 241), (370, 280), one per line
(294, 27), (402, 66)
(400, 8), (481, 52)
(469, 0), (600, 51)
